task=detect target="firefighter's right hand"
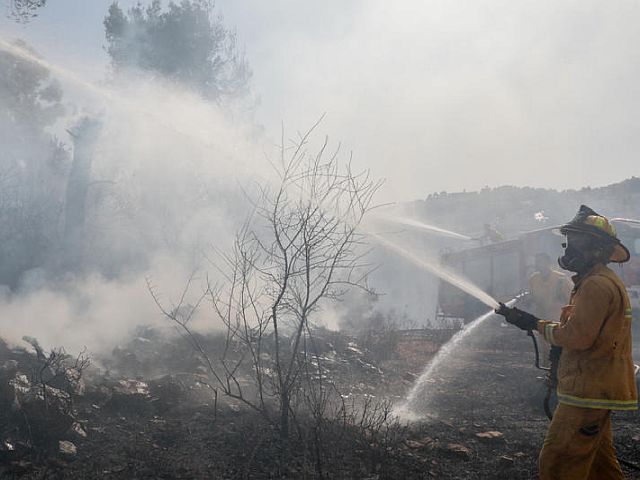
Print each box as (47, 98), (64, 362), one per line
(495, 303), (539, 331)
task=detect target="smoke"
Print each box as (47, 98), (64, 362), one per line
(0, 41), (390, 354)
(0, 254), (215, 353)
(80, 78), (262, 271)
(0, 43), (272, 353)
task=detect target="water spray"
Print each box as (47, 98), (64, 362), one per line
(375, 216), (473, 241)
(0, 37), (113, 100)
(394, 300), (517, 420)
(0, 36), (230, 153)
(370, 233), (524, 420)
(371, 233), (498, 309)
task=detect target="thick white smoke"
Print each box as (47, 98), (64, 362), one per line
(0, 58), (271, 353)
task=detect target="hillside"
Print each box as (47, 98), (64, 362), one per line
(404, 176), (640, 239)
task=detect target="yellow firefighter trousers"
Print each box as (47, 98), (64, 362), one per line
(539, 403), (625, 479)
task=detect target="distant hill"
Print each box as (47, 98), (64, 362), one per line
(403, 177), (640, 239)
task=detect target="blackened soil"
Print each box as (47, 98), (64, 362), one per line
(2, 323), (639, 479)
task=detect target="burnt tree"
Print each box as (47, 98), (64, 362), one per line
(151, 119), (382, 445)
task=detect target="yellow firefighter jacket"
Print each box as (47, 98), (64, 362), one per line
(537, 263), (638, 410)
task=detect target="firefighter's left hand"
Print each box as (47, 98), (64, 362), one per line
(495, 303), (539, 331)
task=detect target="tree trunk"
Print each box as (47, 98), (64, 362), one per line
(280, 391), (290, 443)
(62, 118), (101, 270)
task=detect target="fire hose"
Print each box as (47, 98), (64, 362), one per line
(525, 329), (556, 421)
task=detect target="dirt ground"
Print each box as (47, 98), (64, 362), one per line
(1, 321), (639, 479)
(395, 321), (640, 479)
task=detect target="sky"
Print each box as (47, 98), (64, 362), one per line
(1, 0), (639, 202)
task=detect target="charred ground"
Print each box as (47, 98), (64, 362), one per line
(1, 322), (639, 479)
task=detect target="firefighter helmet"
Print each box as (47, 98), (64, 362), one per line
(559, 205), (630, 263)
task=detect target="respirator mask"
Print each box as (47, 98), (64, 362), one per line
(558, 234), (602, 273)
(558, 243), (588, 273)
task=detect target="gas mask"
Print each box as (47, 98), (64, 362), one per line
(558, 234), (603, 273)
(558, 243), (590, 273)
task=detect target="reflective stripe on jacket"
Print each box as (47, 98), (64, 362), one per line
(537, 264), (638, 410)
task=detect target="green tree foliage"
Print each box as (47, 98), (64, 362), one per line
(104, 0), (251, 100)
(0, 40), (67, 286)
(0, 40), (64, 131)
(7, 0), (47, 23)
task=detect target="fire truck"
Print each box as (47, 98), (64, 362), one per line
(437, 219), (640, 324)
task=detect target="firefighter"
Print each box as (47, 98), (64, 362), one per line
(496, 205), (637, 479)
(479, 223), (505, 244)
(527, 252), (572, 321)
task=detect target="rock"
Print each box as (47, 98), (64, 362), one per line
(406, 439), (425, 449)
(113, 379), (150, 396)
(8, 374), (31, 397)
(9, 374), (75, 442)
(356, 358), (383, 374)
(60, 367), (86, 396)
(105, 379), (151, 413)
(420, 436), (436, 446)
(346, 342), (364, 356)
(2, 440), (15, 452)
(0, 439), (16, 462)
(406, 437), (436, 450)
(445, 443), (472, 459)
(69, 422), (87, 439)
(58, 440), (77, 457)
(0, 438), (30, 463)
(475, 430), (504, 440)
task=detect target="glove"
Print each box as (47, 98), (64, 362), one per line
(495, 303), (539, 331)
